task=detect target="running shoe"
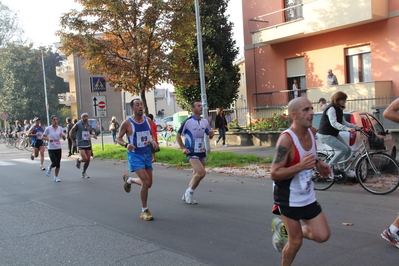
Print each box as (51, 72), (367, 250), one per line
(381, 228), (399, 248)
(81, 173), (90, 179)
(223, 144), (228, 147)
(182, 188), (197, 205)
(54, 177), (61, 182)
(76, 158), (81, 169)
(40, 166), (46, 171)
(46, 167), (51, 177)
(271, 217), (288, 252)
(140, 209), (153, 221)
(122, 174), (131, 193)
(30, 153), (34, 161)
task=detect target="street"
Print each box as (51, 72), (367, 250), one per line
(0, 134), (399, 265)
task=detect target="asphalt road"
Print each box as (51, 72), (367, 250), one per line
(1, 134), (399, 266)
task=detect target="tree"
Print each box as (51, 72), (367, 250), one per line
(0, 1), (24, 47)
(171, 0), (240, 110)
(56, 0), (176, 115)
(0, 44), (68, 124)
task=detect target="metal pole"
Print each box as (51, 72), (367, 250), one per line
(194, 0), (210, 153)
(41, 50), (50, 127)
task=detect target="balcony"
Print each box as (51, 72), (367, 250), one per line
(56, 64), (74, 78)
(250, 0), (388, 45)
(58, 92), (76, 105)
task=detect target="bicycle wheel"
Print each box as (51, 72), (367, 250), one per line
(313, 152), (335, 191)
(356, 153), (399, 195)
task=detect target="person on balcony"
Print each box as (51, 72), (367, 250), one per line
(327, 69), (339, 86)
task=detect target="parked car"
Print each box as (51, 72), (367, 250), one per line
(162, 116), (174, 128)
(313, 111), (396, 159)
(153, 118), (167, 131)
(88, 119), (104, 136)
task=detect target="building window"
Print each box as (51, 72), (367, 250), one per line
(285, 0), (303, 22)
(286, 57), (306, 100)
(346, 45), (371, 83)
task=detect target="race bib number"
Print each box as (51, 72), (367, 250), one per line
(37, 132), (42, 140)
(136, 131), (150, 147)
(54, 139), (60, 145)
(299, 169), (312, 195)
(82, 131), (90, 140)
(194, 138), (205, 153)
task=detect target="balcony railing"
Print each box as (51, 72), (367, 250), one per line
(249, 0), (388, 45)
(56, 64), (74, 76)
(58, 92), (76, 104)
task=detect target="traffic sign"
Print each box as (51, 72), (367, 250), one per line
(90, 77), (106, 92)
(1, 113), (8, 120)
(92, 95), (107, 118)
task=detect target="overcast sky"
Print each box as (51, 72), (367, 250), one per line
(2, 0), (244, 57)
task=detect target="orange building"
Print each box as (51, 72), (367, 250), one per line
(242, 0), (399, 111)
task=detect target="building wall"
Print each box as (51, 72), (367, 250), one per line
(242, 0), (399, 107)
(73, 57), (124, 123)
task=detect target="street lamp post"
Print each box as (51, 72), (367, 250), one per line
(194, 0), (211, 153)
(41, 50), (50, 127)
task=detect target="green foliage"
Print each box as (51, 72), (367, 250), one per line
(92, 144), (272, 167)
(0, 44), (68, 124)
(55, 107), (73, 127)
(247, 113), (290, 131)
(171, 0), (240, 110)
(228, 119), (239, 128)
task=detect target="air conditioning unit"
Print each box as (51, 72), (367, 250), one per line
(237, 94), (243, 99)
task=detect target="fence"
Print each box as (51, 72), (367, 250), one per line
(209, 94), (399, 131)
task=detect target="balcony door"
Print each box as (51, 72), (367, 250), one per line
(286, 57), (306, 100)
(346, 45), (372, 83)
(285, 0), (303, 22)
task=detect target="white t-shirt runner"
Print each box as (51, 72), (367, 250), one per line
(43, 126), (64, 150)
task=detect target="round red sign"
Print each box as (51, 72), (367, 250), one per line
(98, 101), (106, 109)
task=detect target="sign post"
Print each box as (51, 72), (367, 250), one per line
(92, 95), (107, 151)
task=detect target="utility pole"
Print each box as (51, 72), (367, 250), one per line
(194, 0), (211, 153)
(41, 49), (50, 127)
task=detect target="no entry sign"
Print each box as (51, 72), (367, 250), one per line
(92, 96), (107, 118)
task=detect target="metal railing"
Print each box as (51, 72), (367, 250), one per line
(249, 1), (311, 34)
(209, 94), (398, 131)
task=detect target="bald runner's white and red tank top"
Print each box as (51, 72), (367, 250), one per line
(273, 128), (317, 207)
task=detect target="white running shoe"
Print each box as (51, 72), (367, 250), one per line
(182, 189), (197, 205)
(46, 167), (51, 177)
(81, 173), (90, 179)
(54, 177), (61, 182)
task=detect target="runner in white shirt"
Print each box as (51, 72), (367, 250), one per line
(43, 115), (66, 182)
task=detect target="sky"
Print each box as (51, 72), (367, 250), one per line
(2, 0), (244, 57)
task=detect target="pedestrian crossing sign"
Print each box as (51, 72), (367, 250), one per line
(90, 77), (106, 92)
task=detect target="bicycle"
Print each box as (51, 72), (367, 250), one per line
(157, 126), (176, 147)
(312, 129), (399, 195)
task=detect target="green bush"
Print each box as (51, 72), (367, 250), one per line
(247, 113), (290, 131)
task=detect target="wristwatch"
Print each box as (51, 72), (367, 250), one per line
(124, 143), (128, 148)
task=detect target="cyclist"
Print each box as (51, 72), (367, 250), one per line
(28, 117), (46, 171)
(318, 91), (359, 177)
